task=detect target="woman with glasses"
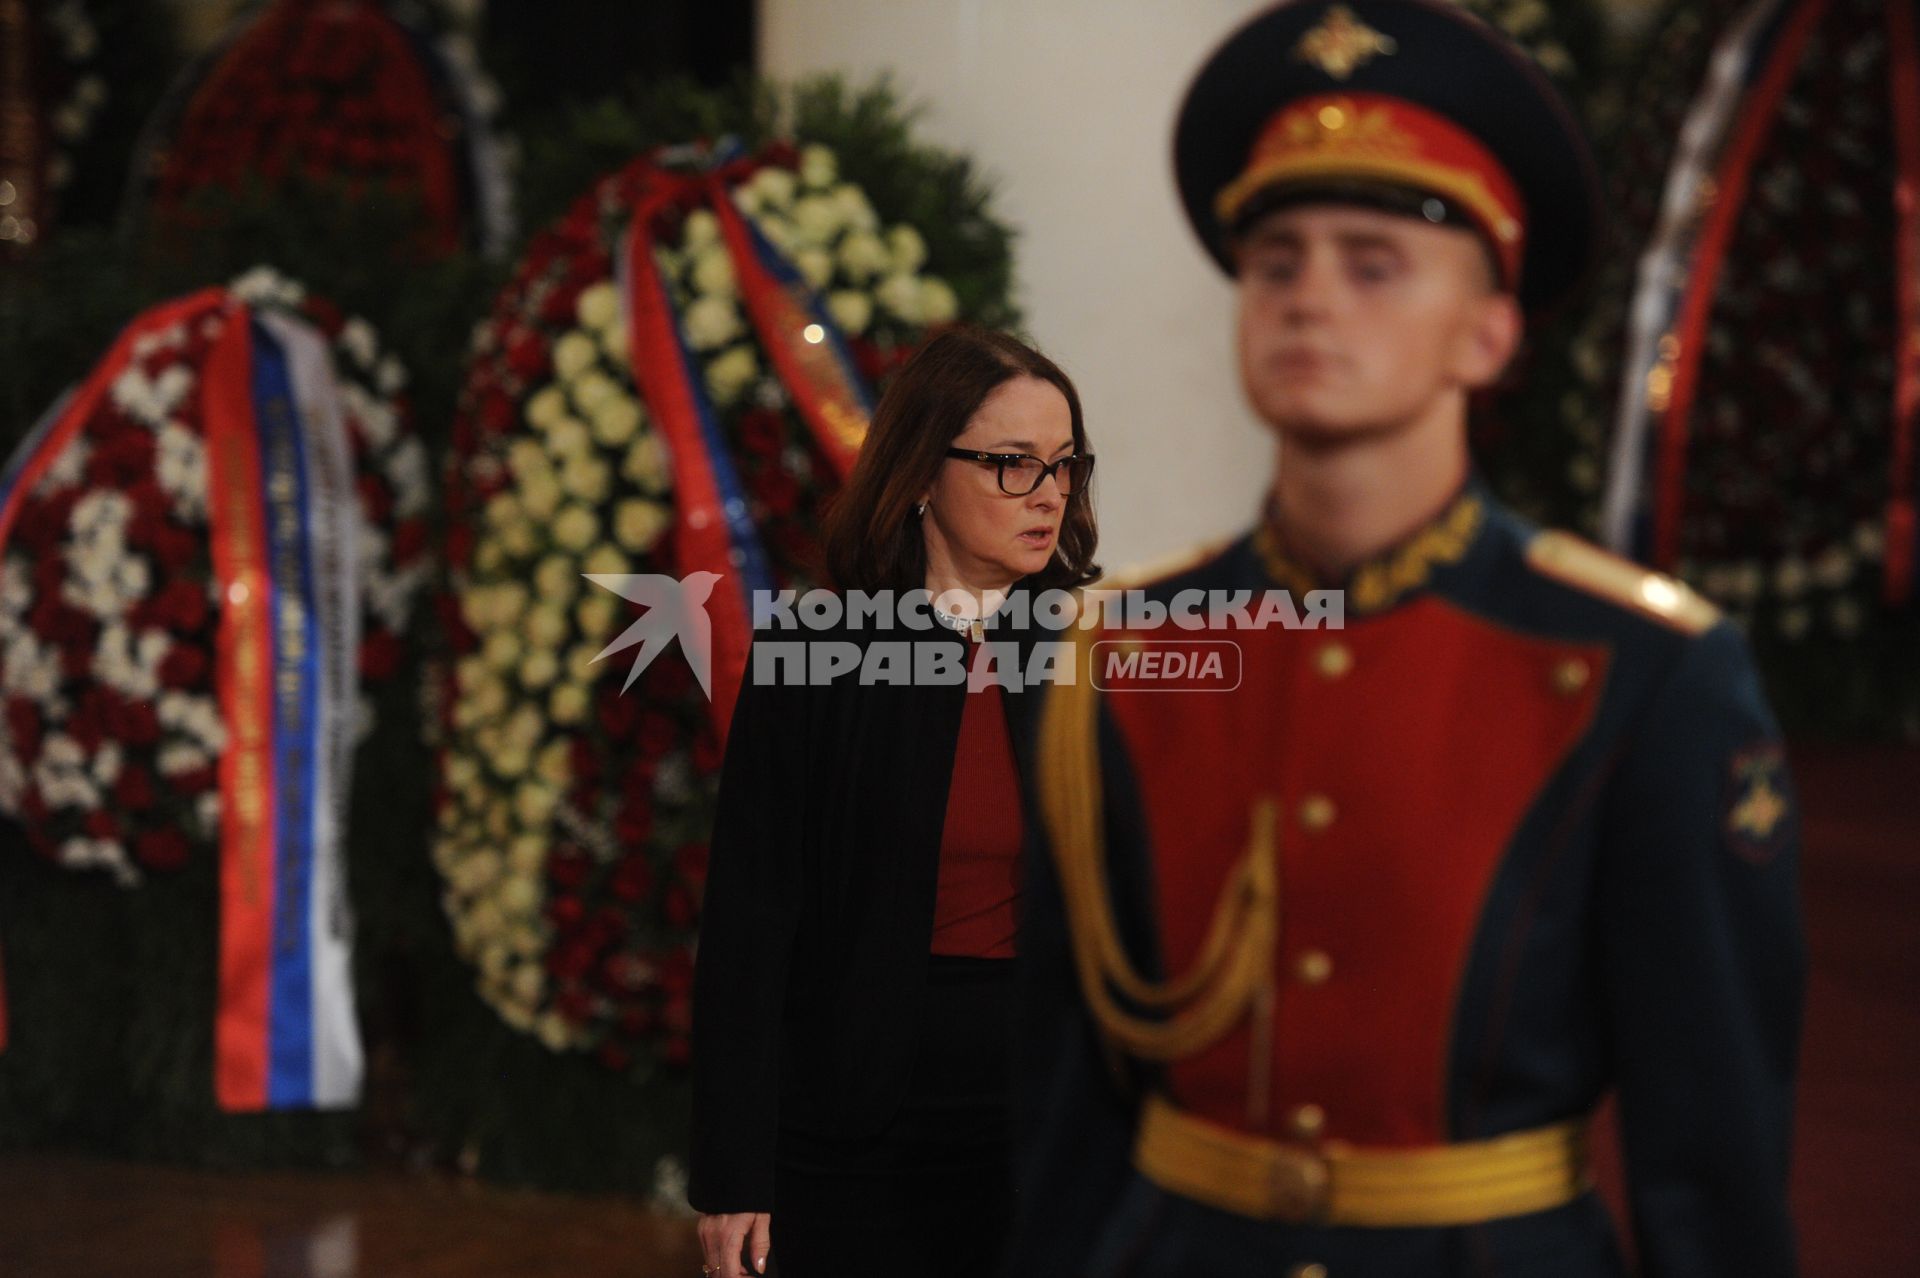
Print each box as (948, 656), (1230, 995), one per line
(688, 327), (1099, 1278)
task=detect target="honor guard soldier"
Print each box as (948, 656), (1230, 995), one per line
(1008, 3), (1805, 1276)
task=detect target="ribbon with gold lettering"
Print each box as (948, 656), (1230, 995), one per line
(203, 304), (280, 1112)
(711, 189), (873, 478)
(619, 163), (774, 739)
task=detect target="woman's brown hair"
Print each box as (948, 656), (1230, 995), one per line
(822, 326), (1100, 594)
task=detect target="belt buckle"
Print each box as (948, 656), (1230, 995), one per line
(1266, 1144), (1331, 1223)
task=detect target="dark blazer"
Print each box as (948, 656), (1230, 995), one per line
(686, 590), (1049, 1214)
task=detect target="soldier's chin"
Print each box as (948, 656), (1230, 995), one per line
(1264, 402), (1375, 448)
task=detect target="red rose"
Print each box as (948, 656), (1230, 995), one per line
(111, 699), (160, 748)
(663, 884), (695, 929)
(156, 577), (209, 632)
(613, 799), (651, 849)
(738, 410), (786, 458)
(113, 764), (156, 812)
(691, 723), (723, 774)
(597, 690), (638, 738)
(304, 296), (344, 336)
(358, 630), (402, 681)
(608, 853), (654, 904)
(548, 894), (586, 929)
(6, 699), (41, 757)
(554, 987), (595, 1025)
(546, 941), (595, 983)
(134, 828), (192, 872)
(356, 474), (393, 525)
(636, 710), (678, 757)
(505, 330), (548, 381)
(159, 644), (210, 689)
(84, 809), (119, 840)
(548, 851), (591, 890)
(444, 522), (476, 572)
(617, 1005), (656, 1040)
(674, 842), (709, 888)
(662, 1036), (690, 1068)
(596, 1043), (632, 1072)
(173, 764), (218, 794)
(750, 467), (801, 518)
(568, 736), (601, 781)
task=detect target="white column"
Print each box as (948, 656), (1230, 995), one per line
(760, 0), (1277, 570)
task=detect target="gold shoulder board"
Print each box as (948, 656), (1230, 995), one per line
(1525, 530), (1719, 636)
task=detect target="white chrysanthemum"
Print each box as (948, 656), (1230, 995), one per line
(791, 194), (841, 246)
(705, 346), (760, 406)
(887, 225), (928, 275)
(153, 420), (209, 520)
(875, 272), (924, 322)
(41, 435), (90, 489)
(337, 317), (380, 371)
(560, 455), (612, 504)
(838, 231), (891, 283)
(553, 331), (598, 382)
(798, 146), (837, 190)
(691, 245), (737, 298)
(69, 489), (132, 539)
(386, 436), (431, 518)
(575, 281), (621, 332)
(376, 355), (407, 395)
(59, 837), (140, 888)
(157, 740), (211, 776)
(920, 278), (959, 324)
(3, 630), (66, 708)
(615, 499), (672, 552)
(570, 369), (620, 416)
(1811, 545), (1853, 590)
(826, 290), (873, 336)
(622, 433), (672, 492)
(682, 208), (722, 250)
(158, 691), (228, 752)
(831, 184), (880, 233)
(748, 166), (797, 211)
(525, 385), (568, 432)
(794, 247), (834, 290)
(588, 396), (642, 449)
(553, 504), (600, 553)
(683, 295), (744, 352)
(0, 559), (33, 617)
(229, 266), (305, 308)
(93, 624), (170, 700)
(345, 382), (399, 450)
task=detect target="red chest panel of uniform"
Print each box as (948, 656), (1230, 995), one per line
(1102, 596), (1608, 1145)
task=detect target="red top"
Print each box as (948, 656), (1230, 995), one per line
(929, 662), (1025, 958)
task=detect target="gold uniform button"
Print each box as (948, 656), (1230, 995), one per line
(1288, 1102), (1327, 1139)
(1289, 1266), (1329, 1278)
(1295, 949), (1333, 986)
(1298, 793), (1337, 832)
(1313, 641), (1353, 680)
(1551, 656), (1591, 696)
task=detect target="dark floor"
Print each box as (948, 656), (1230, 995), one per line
(0, 741), (1912, 1276)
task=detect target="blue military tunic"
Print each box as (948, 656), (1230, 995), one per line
(1008, 476), (1804, 1277)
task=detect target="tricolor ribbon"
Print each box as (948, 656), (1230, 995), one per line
(617, 146), (880, 738)
(204, 304), (363, 1111)
(712, 191), (873, 478)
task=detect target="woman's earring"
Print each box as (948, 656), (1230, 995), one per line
(915, 501), (927, 517)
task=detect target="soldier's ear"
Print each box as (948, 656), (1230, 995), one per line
(1455, 290), (1522, 392)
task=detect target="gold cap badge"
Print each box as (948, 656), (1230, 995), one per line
(1292, 5), (1398, 82)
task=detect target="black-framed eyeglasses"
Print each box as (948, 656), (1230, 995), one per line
(944, 448), (1095, 496)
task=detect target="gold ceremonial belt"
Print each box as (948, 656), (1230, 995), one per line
(1134, 1094), (1592, 1228)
